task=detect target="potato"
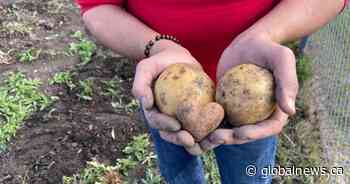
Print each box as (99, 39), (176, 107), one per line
(154, 63), (224, 141)
(216, 64), (276, 126)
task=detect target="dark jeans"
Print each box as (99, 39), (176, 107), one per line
(139, 110), (277, 184)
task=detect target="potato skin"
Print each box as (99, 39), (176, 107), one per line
(154, 63), (215, 117)
(154, 63), (224, 141)
(216, 64), (276, 126)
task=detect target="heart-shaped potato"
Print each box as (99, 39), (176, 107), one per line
(154, 63), (224, 141)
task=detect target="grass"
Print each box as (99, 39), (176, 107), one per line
(0, 72), (51, 151)
(101, 78), (140, 113)
(63, 134), (162, 184)
(202, 151), (221, 184)
(62, 160), (122, 184)
(50, 71), (76, 90)
(18, 48), (41, 63)
(68, 31), (96, 66)
(77, 79), (94, 101)
(296, 55), (313, 87)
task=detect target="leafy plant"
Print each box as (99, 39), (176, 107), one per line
(202, 151), (221, 184)
(50, 71), (76, 90)
(124, 99), (140, 113)
(62, 160), (121, 184)
(63, 134), (161, 183)
(77, 79), (94, 101)
(18, 48), (41, 63)
(0, 72), (51, 151)
(102, 79), (122, 98)
(296, 55), (313, 86)
(116, 134), (156, 176)
(68, 31), (96, 65)
(141, 168), (162, 184)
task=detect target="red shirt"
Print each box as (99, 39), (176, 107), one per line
(76, 0), (349, 81)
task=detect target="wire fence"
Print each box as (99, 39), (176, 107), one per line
(304, 7), (350, 184)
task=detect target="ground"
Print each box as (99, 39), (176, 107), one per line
(0, 1), (327, 184)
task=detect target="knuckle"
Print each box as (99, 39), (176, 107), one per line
(280, 47), (296, 64)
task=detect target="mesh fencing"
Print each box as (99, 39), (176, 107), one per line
(303, 8), (350, 184)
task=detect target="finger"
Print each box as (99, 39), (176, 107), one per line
(209, 107), (288, 145)
(269, 45), (299, 115)
(231, 107), (288, 141)
(144, 108), (181, 131)
(208, 129), (248, 145)
(132, 59), (157, 109)
(159, 130), (195, 147)
(199, 138), (222, 152)
(185, 143), (204, 156)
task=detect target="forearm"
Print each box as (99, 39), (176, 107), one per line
(82, 5), (181, 60)
(241, 0), (345, 43)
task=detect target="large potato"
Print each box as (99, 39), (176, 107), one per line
(154, 63), (224, 141)
(216, 64), (276, 126)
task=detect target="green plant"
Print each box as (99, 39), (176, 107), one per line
(68, 31), (96, 65)
(63, 160), (119, 184)
(102, 79), (122, 98)
(141, 168), (162, 184)
(202, 151), (221, 184)
(296, 55), (313, 86)
(50, 71), (76, 90)
(77, 79), (94, 101)
(116, 134), (156, 176)
(18, 48), (41, 63)
(0, 72), (51, 151)
(63, 134), (161, 183)
(124, 99), (140, 113)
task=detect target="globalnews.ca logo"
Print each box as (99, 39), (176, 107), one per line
(246, 165), (344, 178)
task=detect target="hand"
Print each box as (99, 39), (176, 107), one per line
(132, 41), (204, 155)
(200, 34), (299, 151)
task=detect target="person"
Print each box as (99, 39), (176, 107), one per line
(76, 0), (348, 183)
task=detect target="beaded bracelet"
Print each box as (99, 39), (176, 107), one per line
(144, 34), (180, 58)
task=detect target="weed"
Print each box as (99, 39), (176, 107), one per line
(50, 71), (76, 90)
(72, 30), (83, 39)
(296, 55), (313, 86)
(124, 99), (140, 113)
(116, 134), (157, 176)
(102, 79), (122, 98)
(63, 134), (161, 183)
(62, 160), (121, 184)
(18, 48), (41, 63)
(0, 72), (51, 151)
(77, 79), (94, 101)
(202, 151), (221, 184)
(68, 31), (96, 65)
(141, 168), (162, 184)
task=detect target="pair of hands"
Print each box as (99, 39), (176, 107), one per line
(132, 35), (298, 155)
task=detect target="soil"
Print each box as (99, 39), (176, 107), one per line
(0, 56), (146, 184)
(0, 1), (147, 183)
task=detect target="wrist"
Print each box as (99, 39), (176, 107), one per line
(150, 39), (187, 56)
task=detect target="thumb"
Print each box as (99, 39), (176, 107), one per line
(270, 46), (299, 115)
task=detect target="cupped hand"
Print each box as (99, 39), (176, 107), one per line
(200, 35), (299, 151)
(132, 41), (204, 155)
